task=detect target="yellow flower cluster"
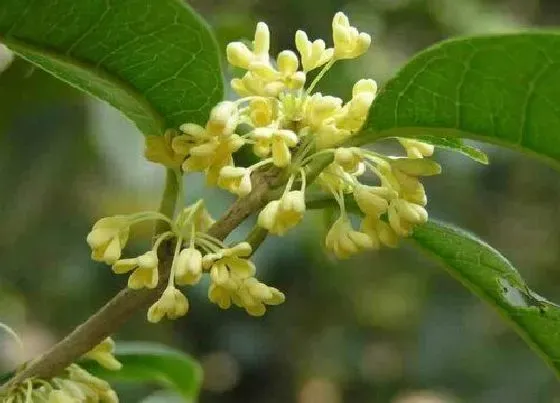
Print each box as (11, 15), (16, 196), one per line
(319, 144), (440, 258)
(102, 12), (442, 323)
(5, 339), (121, 402)
(173, 12), (437, 258)
(87, 202), (285, 321)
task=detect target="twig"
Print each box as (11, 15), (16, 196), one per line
(0, 164), (284, 394)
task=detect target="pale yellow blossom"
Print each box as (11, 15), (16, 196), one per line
(87, 217), (130, 265)
(175, 247), (203, 285)
(227, 22), (270, 69)
(147, 286), (189, 323)
(387, 199), (428, 237)
(250, 128), (298, 167)
(353, 184), (393, 217)
(334, 147), (364, 173)
(325, 215), (374, 258)
(248, 98), (276, 127)
(295, 30), (334, 71)
(82, 337), (122, 371)
(336, 79), (377, 131)
(332, 12), (371, 60)
(398, 138), (435, 159)
(183, 134), (245, 183)
(217, 166), (252, 196)
(112, 250), (159, 290)
(258, 190), (305, 235)
(360, 215), (399, 248)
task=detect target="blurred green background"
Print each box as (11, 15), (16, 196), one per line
(2, 0), (560, 402)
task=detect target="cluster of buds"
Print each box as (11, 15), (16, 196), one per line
(319, 142), (440, 258)
(87, 201), (285, 321)
(4, 338), (120, 402)
(101, 12), (441, 323)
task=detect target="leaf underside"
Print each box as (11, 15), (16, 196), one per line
(413, 220), (560, 377)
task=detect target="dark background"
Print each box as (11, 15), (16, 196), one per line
(1, 0), (560, 402)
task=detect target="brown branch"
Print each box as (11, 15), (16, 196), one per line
(0, 165), (284, 395)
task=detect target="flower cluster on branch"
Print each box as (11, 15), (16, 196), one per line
(4, 338), (120, 402)
(91, 12), (441, 323)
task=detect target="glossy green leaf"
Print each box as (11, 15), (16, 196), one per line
(0, 0), (223, 136)
(414, 136), (489, 164)
(82, 342), (203, 399)
(355, 33), (560, 167)
(412, 220), (560, 376)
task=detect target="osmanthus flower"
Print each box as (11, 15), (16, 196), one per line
(86, 216), (130, 265)
(336, 79), (378, 132)
(251, 50), (307, 90)
(147, 286), (190, 323)
(332, 12), (371, 60)
(112, 250), (159, 290)
(174, 247), (203, 285)
(398, 138), (435, 159)
(325, 214), (375, 259)
(249, 127), (299, 167)
(6, 358), (120, 402)
(81, 337), (122, 371)
(388, 198), (428, 237)
(193, 241), (283, 316)
(91, 11), (444, 324)
(227, 22), (270, 69)
(217, 155), (273, 196)
(247, 97), (277, 127)
(258, 170), (307, 235)
(361, 215), (399, 249)
(181, 130), (246, 185)
(217, 166), (252, 196)
(295, 30), (334, 72)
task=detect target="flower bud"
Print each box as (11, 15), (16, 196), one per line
(295, 30), (334, 72)
(398, 138), (435, 159)
(332, 12), (371, 60)
(325, 216), (374, 259)
(270, 129), (298, 167)
(208, 283), (233, 309)
(175, 248), (203, 285)
(353, 185), (390, 217)
(334, 147), (363, 173)
(258, 190), (306, 235)
(206, 101), (238, 136)
(254, 22), (270, 56)
(87, 216), (130, 265)
(147, 287), (189, 323)
(218, 166), (252, 196)
(226, 42), (254, 69)
(82, 337), (122, 371)
(223, 241), (253, 257)
(249, 98), (276, 127)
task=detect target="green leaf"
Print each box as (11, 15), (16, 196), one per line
(82, 342), (203, 399)
(412, 220), (560, 376)
(0, 371), (12, 384)
(0, 0), (223, 136)
(356, 33), (560, 167)
(414, 136), (489, 164)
